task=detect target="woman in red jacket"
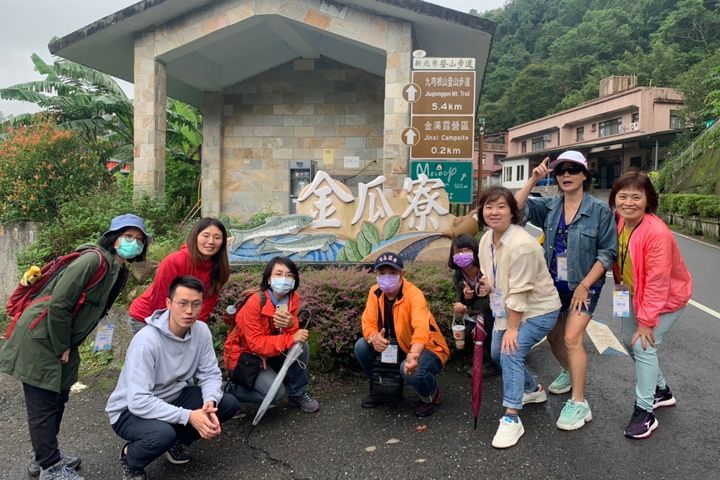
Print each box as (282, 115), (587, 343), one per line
(224, 256), (319, 413)
(609, 172), (692, 439)
(129, 217), (230, 332)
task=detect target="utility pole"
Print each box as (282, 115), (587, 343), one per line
(476, 118), (485, 205)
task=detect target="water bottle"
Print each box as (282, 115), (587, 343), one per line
(224, 304), (237, 325)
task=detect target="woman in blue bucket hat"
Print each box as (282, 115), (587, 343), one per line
(0, 214), (150, 480)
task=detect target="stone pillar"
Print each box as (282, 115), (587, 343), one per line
(133, 31), (167, 199)
(201, 92), (223, 217)
(382, 21), (413, 192)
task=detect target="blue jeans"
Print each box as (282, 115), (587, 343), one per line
(621, 303), (684, 412)
(228, 342), (310, 403)
(354, 338), (442, 397)
(491, 309), (559, 410)
(111, 386), (240, 470)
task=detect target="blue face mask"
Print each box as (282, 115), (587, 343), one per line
(116, 237), (143, 260)
(270, 277), (295, 296)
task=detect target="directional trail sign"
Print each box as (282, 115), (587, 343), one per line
(410, 160), (474, 204)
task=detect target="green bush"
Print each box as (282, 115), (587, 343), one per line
(659, 193), (720, 218)
(0, 121), (107, 222)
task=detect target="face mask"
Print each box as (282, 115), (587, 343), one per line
(270, 277), (295, 296)
(116, 237), (143, 260)
(376, 274), (401, 294)
(453, 252), (474, 269)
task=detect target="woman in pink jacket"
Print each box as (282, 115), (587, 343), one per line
(609, 172), (692, 439)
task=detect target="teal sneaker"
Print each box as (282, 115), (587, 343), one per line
(556, 399), (592, 431)
(548, 368), (571, 394)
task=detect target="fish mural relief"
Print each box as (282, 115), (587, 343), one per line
(227, 170), (477, 264)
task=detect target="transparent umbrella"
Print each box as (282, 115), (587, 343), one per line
(252, 309), (311, 426)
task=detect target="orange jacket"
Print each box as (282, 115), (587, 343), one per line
(361, 280), (450, 364)
(223, 290), (300, 373)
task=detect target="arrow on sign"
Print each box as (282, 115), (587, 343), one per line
(402, 127), (420, 146)
(405, 84), (419, 102)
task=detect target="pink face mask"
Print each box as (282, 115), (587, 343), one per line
(376, 274), (401, 294)
(453, 252), (474, 269)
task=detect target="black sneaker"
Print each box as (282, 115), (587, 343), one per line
(653, 385), (676, 410)
(361, 394), (382, 408)
(120, 444), (147, 480)
(28, 450), (81, 477)
(165, 440), (192, 465)
(414, 387), (442, 418)
(624, 404), (658, 439)
(288, 392), (320, 413)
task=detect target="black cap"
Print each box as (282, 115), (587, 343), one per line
(373, 252), (404, 271)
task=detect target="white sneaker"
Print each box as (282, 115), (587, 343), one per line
(522, 384), (548, 405)
(492, 415), (525, 449)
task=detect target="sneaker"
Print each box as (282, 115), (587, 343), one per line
(491, 415), (525, 449)
(38, 462), (84, 480)
(548, 368), (572, 394)
(28, 450), (81, 477)
(361, 394), (383, 408)
(288, 392), (320, 413)
(556, 399), (593, 431)
(120, 444), (147, 480)
(653, 385), (676, 410)
(414, 387), (442, 417)
(624, 404), (658, 439)
(522, 384), (547, 405)
(165, 440), (192, 465)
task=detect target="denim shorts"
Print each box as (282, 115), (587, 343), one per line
(559, 287), (602, 316)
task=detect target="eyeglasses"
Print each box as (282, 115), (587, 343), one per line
(554, 165), (584, 176)
(122, 233), (145, 244)
(171, 300), (203, 310)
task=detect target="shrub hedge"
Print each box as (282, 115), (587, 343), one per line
(659, 193), (720, 218)
(209, 263), (459, 371)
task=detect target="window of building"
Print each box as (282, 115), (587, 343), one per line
(504, 166), (512, 182)
(516, 164), (525, 182)
(521, 141), (527, 153)
(599, 117), (622, 137)
(631, 112), (639, 123)
(576, 127), (584, 142)
(531, 137), (546, 151)
(670, 111), (683, 129)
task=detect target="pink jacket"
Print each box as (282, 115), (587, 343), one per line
(613, 213), (692, 328)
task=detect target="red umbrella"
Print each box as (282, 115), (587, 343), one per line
(471, 316), (488, 430)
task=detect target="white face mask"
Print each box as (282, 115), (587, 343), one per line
(270, 277), (295, 296)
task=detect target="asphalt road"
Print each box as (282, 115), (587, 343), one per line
(0, 233), (718, 480)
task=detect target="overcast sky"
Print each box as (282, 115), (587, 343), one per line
(0, 0), (506, 116)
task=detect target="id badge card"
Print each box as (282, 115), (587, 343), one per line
(556, 254), (568, 281)
(490, 291), (507, 318)
(381, 344), (399, 364)
(613, 285), (631, 318)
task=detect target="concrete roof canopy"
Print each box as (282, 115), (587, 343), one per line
(49, 0), (495, 107)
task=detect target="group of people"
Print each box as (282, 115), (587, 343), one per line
(0, 148), (693, 478)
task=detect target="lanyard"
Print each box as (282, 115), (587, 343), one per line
(618, 220), (643, 281)
(490, 243), (499, 289)
(559, 198), (580, 236)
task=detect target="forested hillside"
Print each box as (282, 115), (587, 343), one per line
(476, 0), (720, 138)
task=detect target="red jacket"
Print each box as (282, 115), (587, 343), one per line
(612, 213), (692, 328)
(224, 290), (300, 373)
(129, 245), (219, 323)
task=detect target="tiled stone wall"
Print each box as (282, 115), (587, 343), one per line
(221, 57), (385, 218)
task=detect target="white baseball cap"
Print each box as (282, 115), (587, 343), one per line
(549, 150), (588, 171)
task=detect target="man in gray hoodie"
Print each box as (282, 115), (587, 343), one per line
(106, 275), (240, 480)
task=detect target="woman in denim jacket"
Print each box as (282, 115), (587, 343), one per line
(515, 150), (617, 431)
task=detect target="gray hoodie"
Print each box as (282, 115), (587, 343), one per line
(106, 309), (223, 425)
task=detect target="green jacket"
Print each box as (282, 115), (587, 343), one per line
(0, 244), (127, 393)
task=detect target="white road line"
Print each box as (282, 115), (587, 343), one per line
(672, 231), (720, 251)
(689, 299), (720, 319)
